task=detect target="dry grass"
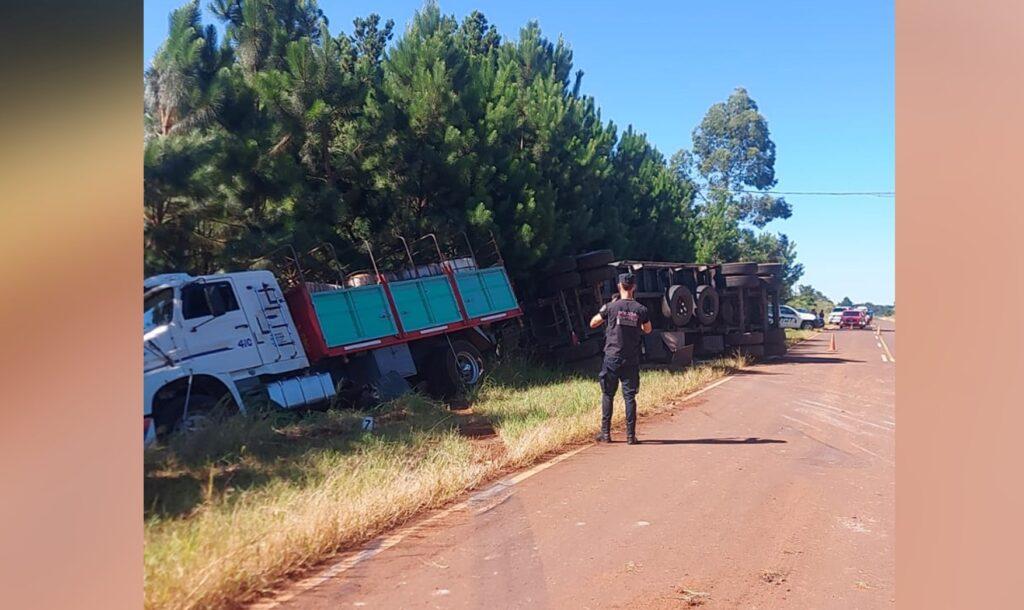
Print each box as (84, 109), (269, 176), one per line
(144, 354), (749, 609)
(784, 327), (818, 346)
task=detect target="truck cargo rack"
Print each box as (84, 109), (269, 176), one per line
(276, 236), (522, 364)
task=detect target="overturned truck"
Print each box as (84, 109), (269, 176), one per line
(522, 251), (788, 366)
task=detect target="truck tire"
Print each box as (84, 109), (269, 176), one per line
(555, 337), (603, 362)
(724, 274), (761, 288)
(546, 271), (581, 293)
(800, 320), (813, 330)
(153, 393), (222, 439)
(721, 262), (758, 275)
(694, 285), (719, 326)
(756, 263), (783, 275)
(429, 340), (485, 396)
(661, 284), (695, 326)
(726, 331), (764, 346)
(575, 249), (614, 270)
(545, 255), (577, 275)
(579, 265), (617, 285)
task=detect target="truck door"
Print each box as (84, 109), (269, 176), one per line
(180, 279), (262, 373)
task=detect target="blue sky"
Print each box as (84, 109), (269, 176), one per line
(145, 1), (894, 304)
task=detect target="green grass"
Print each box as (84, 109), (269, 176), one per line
(144, 354), (749, 610)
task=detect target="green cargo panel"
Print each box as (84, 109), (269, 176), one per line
(311, 285), (397, 347)
(389, 276), (463, 332)
(455, 268), (519, 318)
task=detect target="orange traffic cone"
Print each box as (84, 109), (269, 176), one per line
(829, 333), (837, 352)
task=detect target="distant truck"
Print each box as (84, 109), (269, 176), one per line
(144, 242), (521, 443)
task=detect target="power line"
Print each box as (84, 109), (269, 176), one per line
(734, 189), (894, 197)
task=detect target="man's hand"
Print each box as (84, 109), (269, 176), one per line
(589, 312), (604, 329)
(641, 321), (653, 334)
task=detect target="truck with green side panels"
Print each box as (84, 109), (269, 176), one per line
(143, 241), (521, 442)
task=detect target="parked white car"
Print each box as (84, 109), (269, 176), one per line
(827, 306), (848, 325)
(780, 305), (818, 329)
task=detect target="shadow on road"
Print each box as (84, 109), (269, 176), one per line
(639, 437), (787, 445)
(762, 356), (864, 365)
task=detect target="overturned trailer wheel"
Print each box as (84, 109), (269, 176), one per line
(661, 284), (695, 326)
(695, 285), (719, 325)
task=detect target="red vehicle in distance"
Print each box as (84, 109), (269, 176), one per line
(839, 309), (867, 329)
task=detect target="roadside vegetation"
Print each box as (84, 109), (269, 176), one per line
(146, 0), (802, 299)
(784, 327), (818, 346)
(144, 354), (748, 609)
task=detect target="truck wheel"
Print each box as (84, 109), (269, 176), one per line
(575, 249), (614, 270)
(430, 340), (485, 396)
(153, 393), (222, 439)
(579, 265), (617, 285)
(661, 284), (695, 326)
(724, 274), (761, 288)
(694, 285), (719, 326)
(545, 255), (577, 275)
(546, 271), (581, 293)
(720, 262), (758, 275)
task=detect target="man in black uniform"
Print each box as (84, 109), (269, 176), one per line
(589, 272), (652, 444)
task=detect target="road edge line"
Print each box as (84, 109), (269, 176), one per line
(878, 333), (896, 362)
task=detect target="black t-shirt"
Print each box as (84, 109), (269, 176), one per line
(599, 298), (650, 364)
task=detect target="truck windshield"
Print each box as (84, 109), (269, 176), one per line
(144, 288), (174, 331)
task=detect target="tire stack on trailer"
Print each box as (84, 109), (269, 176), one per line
(718, 262), (770, 358)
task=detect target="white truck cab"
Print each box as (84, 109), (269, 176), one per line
(144, 271), (316, 441)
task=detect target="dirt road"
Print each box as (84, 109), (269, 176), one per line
(268, 323), (895, 609)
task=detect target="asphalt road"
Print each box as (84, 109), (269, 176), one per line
(269, 324), (895, 609)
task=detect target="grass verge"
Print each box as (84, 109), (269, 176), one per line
(784, 328), (818, 346)
(144, 353), (749, 609)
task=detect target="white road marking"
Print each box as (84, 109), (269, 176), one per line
(249, 372), (740, 608)
(878, 334), (896, 362)
(881, 354), (888, 362)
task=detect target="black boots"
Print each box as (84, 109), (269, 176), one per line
(626, 425), (639, 445)
(596, 429), (611, 443)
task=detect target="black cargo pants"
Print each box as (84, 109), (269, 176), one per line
(599, 355), (640, 434)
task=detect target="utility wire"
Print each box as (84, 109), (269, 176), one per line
(698, 187), (894, 198)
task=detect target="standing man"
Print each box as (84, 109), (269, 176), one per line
(589, 272), (652, 444)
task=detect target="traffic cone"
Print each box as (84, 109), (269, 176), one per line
(829, 333), (837, 352)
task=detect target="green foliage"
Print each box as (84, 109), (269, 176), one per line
(144, 2), (797, 294)
(787, 284), (833, 314)
(839, 296), (854, 307)
(680, 87), (802, 294)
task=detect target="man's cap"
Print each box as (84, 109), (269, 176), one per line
(617, 272), (636, 287)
